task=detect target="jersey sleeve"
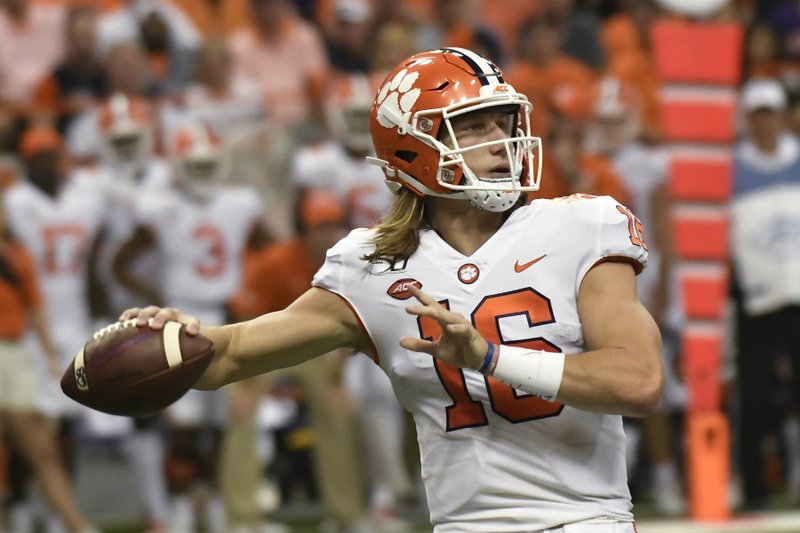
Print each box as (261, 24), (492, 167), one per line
(312, 228), (373, 297)
(571, 195), (649, 288)
(312, 235), (348, 295)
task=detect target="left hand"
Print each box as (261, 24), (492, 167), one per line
(399, 285), (488, 370)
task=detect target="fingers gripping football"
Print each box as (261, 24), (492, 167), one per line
(119, 306), (201, 335)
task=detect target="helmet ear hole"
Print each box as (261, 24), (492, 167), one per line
(395, 150), (417, 163)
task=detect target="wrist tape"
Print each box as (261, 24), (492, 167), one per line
(490, 345), (565, 402)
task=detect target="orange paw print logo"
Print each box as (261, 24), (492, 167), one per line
(376, 69), (421, 129)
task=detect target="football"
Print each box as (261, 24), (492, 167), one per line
(61, 319), (215, 417)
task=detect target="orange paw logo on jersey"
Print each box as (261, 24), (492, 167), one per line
(457, 263), (480, 284)
(387, 278), (423, 300)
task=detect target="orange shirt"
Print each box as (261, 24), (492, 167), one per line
(228, 18), (329, 126)
(231, 240), (316, 319)
(507, 56), (597, 136)
(0, 242), (42, 339)
(169, 0), (251, 37)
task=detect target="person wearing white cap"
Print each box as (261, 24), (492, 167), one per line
(732, 77), (800, 510)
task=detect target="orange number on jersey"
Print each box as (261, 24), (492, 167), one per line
(42, 224), (88, 274)
(616, 205), (648, 250)
(193, 226), (225, 277)
(418, 289), (564, 432)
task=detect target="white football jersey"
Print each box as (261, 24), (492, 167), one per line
(76, 160), (172, 316)
(136, 185), (263, 321)
(3, 175), (106, 360)
(313, 195), (648, 532)
(291, 141), (393, 228)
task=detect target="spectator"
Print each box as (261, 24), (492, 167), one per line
(323, 0), (374, 74)
(731, 78), (800, 510)
(543, 0), (606, 70)
(416, 0), (505, 65)
(506, 14), (597, 139)
(96, 0), (200, 58)
(228, 0), (330, 129)
(0, 0), (67, 115)
(32, 5), (107, 131)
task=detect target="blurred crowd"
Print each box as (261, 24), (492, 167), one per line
(0, 0), (799, 532)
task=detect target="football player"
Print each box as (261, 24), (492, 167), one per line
(113, 121), (268, 533)
(2, 127), (102, 533)
(123, 48), (663, 532)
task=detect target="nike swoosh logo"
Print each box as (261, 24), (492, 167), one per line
(514, 254), (547, 273)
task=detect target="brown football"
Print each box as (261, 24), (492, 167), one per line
(61, 319), (215, 416)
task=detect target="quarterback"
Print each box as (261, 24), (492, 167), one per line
(123, 48), (663, 532)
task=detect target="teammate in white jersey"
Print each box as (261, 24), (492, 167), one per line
(122, 48), (663, 532)
(114, 121), (267, 533)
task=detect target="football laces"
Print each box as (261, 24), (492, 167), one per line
(92, 318), (149, 341)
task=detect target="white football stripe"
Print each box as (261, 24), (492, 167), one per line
(163, 321), (184, 368)
(74, 347), (88, 391)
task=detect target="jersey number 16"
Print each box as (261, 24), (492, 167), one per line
(417, 288), (564, 432)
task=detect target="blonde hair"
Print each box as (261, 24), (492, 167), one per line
(362, 188), (426, 262)
(362, 188), (528, 263)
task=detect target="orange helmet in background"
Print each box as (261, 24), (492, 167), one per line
(368, 47), (542, 212)
(169, 121), (227, 201)
(99, 93), (155, 171)
(584, 76), (642, 155)
(327, 73), (382, 154)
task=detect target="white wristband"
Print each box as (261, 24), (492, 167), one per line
(491, 345), (565, 402)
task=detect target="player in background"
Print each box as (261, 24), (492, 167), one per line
(69, 92), (173, 533)
(0, 156), (98, 533)
(585, 76), (686, 515)
(226, 189), (367, 533)
(2, 126), (105, 533)
(113, 121), (268, 533)
(292, 73), (394, 229)
(123, 48), (663, 532)
(292, 72), (415, 527)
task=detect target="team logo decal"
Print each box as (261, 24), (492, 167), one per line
(376, 68), (421, 129)
(457, 263), (480, 284)
(387, 278), (422, 300)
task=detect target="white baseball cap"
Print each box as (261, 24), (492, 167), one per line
(740, 79), (787, 113)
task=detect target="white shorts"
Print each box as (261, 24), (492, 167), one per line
(543, 521), (637, 533)
(0, 339), (39, 412)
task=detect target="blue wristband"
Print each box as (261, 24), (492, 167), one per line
(479, 341), (495, 374)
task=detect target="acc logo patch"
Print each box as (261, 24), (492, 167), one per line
(387, 278), (422, 300)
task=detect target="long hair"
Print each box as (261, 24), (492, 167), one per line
(362, 188), (426, 263)
(362, 188), (527, 263)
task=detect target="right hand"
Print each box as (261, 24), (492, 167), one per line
(119, 306), (202, 336)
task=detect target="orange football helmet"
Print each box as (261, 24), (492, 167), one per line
(368, 47), (542, 212)
(99, 93), (154, 170)
(169, 121), (227, 200)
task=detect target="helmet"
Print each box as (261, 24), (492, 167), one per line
(327, 73), (381, 154)
(169, 121), (227, 201)
(584, 76), (641, 155)
(99, 93), (153, 173)
(368, 47), (542, 212)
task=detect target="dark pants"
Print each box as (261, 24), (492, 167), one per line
(736, 305), (800, 508)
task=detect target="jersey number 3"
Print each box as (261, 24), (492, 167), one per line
(418, 288), (564, 432)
